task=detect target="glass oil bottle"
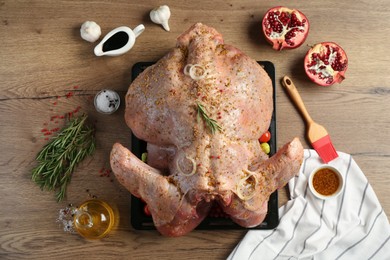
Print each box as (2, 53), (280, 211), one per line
(73, 199), (115, 239)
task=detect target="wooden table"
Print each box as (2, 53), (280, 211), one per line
(1, 1), (389, 259)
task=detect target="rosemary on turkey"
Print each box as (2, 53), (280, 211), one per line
(196, 102), (222, 134)
(32, 114), (96, 202)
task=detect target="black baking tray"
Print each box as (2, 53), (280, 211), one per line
(130, 61), (278, 230)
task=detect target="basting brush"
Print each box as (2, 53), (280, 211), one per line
(282, 76), (338, 163)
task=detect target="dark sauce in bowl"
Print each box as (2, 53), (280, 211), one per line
(102, 31), (129, 52)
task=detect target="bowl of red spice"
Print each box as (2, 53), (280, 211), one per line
(308, 165), (344, 200)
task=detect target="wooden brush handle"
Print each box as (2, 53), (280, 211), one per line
(281, 76), (313, 124)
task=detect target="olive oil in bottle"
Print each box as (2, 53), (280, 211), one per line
(73, 199), (115, 239)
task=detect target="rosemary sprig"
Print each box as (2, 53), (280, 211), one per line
(196, 102), (222, 134)
(32, 114), (96, 202)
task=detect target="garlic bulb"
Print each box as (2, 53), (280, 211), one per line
(150, 5), (171, 31)
(80, 21), (101, 42)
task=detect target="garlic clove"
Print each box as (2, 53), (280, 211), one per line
(150, 5), (171, 32)
(80, 21), (102, 43)
(161, 21), (170, 32)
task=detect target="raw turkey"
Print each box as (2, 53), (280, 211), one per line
(110, 23), (304, 237)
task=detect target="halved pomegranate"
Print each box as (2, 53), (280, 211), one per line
(262, 6), (309, 51)
(304, 42), (348, 86)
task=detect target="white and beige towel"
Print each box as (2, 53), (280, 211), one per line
(228, 149), (390, 260)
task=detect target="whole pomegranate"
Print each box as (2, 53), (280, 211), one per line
(304, 42), (348, 86)
(262, 6), (309, 51)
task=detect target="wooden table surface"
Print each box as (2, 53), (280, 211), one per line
(1, 0), (389, 259)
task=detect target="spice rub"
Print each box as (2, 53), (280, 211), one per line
(312, 168), (340, 196)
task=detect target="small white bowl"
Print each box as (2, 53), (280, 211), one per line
(94, 89), (120, 114)
(308, 165), (344, 200)
(94, 25), (145, 57)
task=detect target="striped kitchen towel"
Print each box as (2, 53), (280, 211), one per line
(228, 149), (390, 260)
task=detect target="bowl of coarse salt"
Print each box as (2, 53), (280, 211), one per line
(308, 165), (344, 200)
(94, 89), (120, 114)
